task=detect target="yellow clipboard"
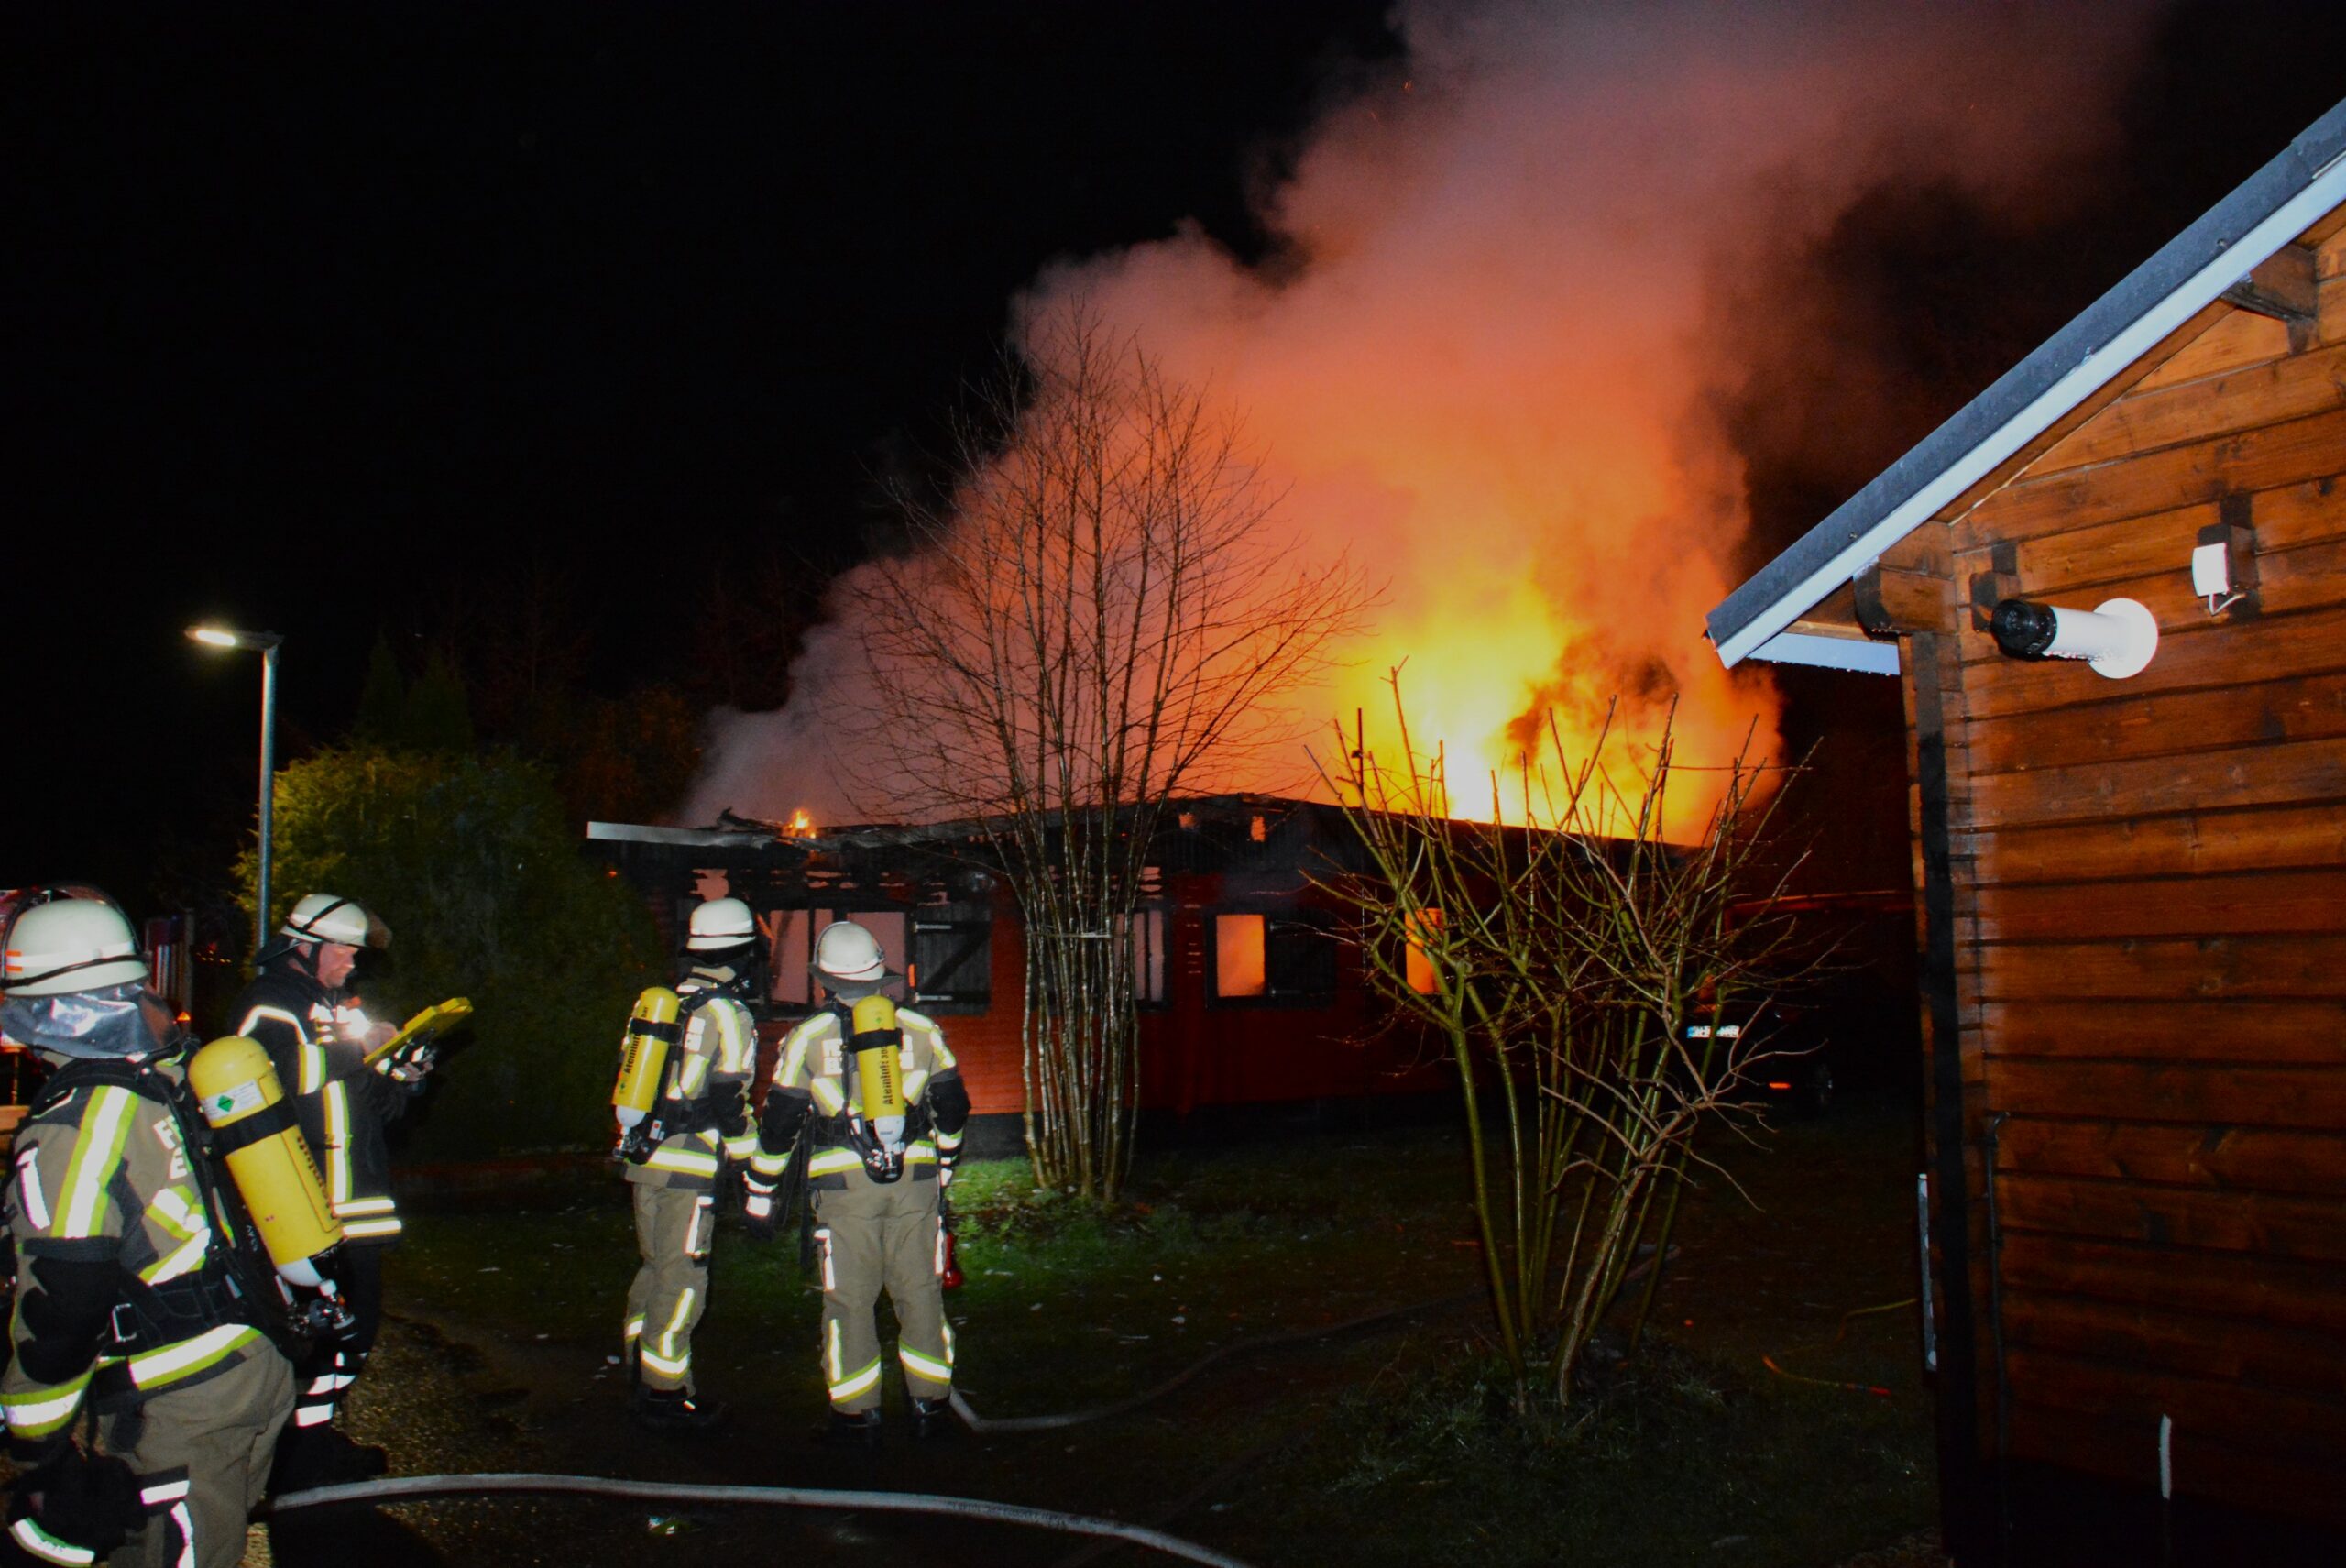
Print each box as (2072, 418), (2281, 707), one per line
(363, 996), (474, 1068)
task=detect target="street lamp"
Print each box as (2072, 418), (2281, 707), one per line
(187, 625), (284, 959)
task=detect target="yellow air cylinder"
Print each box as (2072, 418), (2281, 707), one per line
(613, 986), (682, 1128)
(850, 995), (907, 1123)
(188, 1036), (344, 1286)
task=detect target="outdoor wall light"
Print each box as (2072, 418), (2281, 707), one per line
(1988, 597), (2158, 679)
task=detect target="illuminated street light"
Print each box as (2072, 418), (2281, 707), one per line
(186, 625), (285, 959)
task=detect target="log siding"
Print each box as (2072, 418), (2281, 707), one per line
(1897, 214), (2346, 1521)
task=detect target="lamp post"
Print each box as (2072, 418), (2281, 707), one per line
(188, 626), (284, 959)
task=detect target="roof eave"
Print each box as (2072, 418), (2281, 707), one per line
(1706, 101), (2346, 674)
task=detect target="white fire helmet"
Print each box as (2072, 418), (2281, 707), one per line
(686, 896), (757, 951)
(812, 919), (897, 995)
(280, 893), (392, 949)
(3, 897), (149, 996)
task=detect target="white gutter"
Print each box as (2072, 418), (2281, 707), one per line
(1749, 630), (1901, 675)
(1716, 148), (2346, 672)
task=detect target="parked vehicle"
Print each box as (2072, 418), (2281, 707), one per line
(1688, 1004), (1835, 1118)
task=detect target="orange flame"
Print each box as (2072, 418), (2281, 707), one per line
(785, 808), (816, 839)
(1014, 23), (1805, 838)
(993, 5), (2133, 837)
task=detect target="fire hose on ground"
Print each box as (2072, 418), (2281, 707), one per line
(948, 1287), (1480, 1433)
(1759, 1296), (1917, 1397)
(264, 1289), (1482, 1567)
(268, 1473), (1256, 1568)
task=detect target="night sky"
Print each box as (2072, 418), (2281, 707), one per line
(6, 2), (2343, 911)
(5, 1), (1397, 901)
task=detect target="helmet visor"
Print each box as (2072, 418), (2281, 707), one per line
(0, 982), (170, 1059)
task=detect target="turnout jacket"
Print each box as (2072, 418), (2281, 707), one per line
(624, 972), (760, 1194)
(232, 964), (405, 1244)
(751, 1003), (970, 1190)
(2, 1050), (277, 1460)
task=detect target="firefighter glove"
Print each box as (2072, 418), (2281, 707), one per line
(708, 1081), (749, 1139)
(6, 1445), (144, 1564)
(740, 1175), (779, 1243)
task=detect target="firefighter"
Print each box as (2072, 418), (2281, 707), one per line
(615, 895), (761, 1432)
(228, 892), (421, 1485)
(0, 894), (294, 1568)
(746, 919), (970, 1445)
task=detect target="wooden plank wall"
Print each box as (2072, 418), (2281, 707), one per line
(1911, 216), (2346, 1517)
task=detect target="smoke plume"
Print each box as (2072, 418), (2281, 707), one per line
(687, 0), (2153, 830)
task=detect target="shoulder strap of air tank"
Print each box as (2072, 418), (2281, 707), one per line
(29, 1055), (165, 1118)
(32, 1054), (264, 1358)
(41, 1052), (232, 1215)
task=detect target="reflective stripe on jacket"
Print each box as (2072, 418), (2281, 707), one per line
(3, 1059), (272, 1452)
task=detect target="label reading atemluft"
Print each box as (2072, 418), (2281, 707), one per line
(212, 1081), (266, 1120)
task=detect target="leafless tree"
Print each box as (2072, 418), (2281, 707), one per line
(848, 308), (1375, 1200)
(1324, 675), (1805, 1407)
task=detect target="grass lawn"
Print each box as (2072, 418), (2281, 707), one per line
(383, 1094), (1935, 1566)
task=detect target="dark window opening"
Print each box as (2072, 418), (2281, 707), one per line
(1131, 905), (1170, 1007)
(910, 905), (993, 1015)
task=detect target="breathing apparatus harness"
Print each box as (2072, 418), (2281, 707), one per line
(615, 957), (755, 1166)
(818, 995), (919, 1185)
(23, 1048), (293, 1381)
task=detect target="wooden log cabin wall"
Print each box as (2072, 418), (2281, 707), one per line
(1871, 217), (2346, 1519)
(1708, 103), (2346, 1558)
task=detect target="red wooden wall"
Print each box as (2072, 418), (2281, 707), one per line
(755, 872), (1446, 1121)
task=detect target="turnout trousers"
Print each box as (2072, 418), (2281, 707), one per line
(289, 1241), (385, 1431)
(625, 1184), (715, 1394)
(103, 1348), (295, 1568)
(811, 1171), (954, 1412)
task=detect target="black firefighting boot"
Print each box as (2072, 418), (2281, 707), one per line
(911, 1397), (957, 1442)
(820, 1409), (883, 1451)
(271, 1424), (391, 1492)
(631, 1387), (729, 1433)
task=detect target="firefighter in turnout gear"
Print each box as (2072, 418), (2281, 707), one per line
(0, 894), (294, 1568)
(227, 892), (420, 1486)
(616, 896), (761, 1432)
(748, 919), (970, 1445)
